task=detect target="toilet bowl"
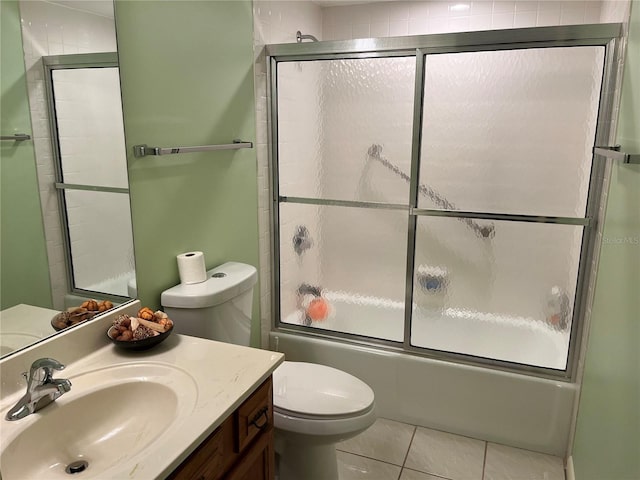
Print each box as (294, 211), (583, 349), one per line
(273, 361), (376, 480)
(161, 262), (376, 480)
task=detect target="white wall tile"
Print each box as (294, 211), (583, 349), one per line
(408, 17), (429, 35)
(448, 15), (471, 32)
(389, 19), (409, 36)
(353, 23), (371, 39)
(492, 12), (515, 28)
(561, 0), (587, 24)
(470, 13), (494, 30)
(409, 2), (430, 19)
(537, 1), (562, 25)
(388, 2), (411, 22)
(514, 10), (538, 27)
(371, 21), (391, 37)
(429, 1), (450, 18)
(471, 1), (494, 16)
(493, 1), (516, 14)
(515, 1), (539, 13)
(585, 2), (602, 22)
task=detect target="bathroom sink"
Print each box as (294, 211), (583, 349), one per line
(0, 363), (198, 479)
(0, 332), (42, 356)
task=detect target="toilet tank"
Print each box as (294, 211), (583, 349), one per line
(160, 262), (257, 346)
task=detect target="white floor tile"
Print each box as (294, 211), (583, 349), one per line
(338, 417), (416, 466)
(404, 427), (485, 480)
(338, 451), (402, 480)
(400, 467), (447, 480)
(484, 443), (565, 480)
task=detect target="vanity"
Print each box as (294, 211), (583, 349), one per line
(0, 301), (284, 479)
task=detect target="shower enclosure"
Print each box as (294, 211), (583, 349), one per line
(43, 53), (134, 300)
(268, 24), (622, 378)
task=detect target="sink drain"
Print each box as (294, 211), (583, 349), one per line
(65, 460), (89, 475)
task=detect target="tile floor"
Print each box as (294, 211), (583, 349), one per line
(336, 418), (566, 480)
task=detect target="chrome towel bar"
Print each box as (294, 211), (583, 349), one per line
(133, 139), (253, 158)
(593, 145), (639, 164)
(1, 133), (31, 141)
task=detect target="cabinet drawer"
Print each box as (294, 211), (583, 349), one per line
(235, 378), (273, 453)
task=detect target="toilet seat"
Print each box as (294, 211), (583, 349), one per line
(273, 361), (375, 418)
(273, 361), (375, 435)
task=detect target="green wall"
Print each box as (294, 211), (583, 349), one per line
(114, 0), (261, 345)
(572, 2), (640, 478)
(0, 1), (53, 310)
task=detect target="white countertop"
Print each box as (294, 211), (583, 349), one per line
(0, 301), (284, 479)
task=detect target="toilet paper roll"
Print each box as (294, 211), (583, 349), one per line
(177, 251), (207, 284)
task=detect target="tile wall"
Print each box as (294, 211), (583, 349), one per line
(322, 0), (603, 39)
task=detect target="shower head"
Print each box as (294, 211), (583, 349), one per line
(296, 30), (319, 43)
(368, 144), (383, 158)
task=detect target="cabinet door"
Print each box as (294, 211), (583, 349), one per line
(225, 428), (274, 480)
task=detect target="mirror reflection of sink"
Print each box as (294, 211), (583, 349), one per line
(0, 332), (43, 356)
(1, 363), (198, 479)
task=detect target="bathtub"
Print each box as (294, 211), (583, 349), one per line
(285, 292), (570, 370)
(274, 293), (577, 456)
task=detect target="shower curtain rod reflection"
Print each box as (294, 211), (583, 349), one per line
(367, 144), (495, 238)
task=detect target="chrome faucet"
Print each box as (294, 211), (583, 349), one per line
(5, 358), (72, 421)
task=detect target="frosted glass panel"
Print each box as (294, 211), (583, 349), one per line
(419, 46), (604, 217)
(277, 57), (415, 203)
(279, 202), (408, 341)
(411, 216), (583, 369)
(64, 190), (134, 296)
(52, 68), (128, 188)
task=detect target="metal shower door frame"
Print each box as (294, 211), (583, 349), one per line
(43, 52), (132, 303)
(266, 23), (623, 381)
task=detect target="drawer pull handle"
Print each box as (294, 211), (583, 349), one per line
(250, 407), (269, 431)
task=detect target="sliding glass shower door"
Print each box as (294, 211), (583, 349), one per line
(411, 46), (603, 370)
(276, 57), (415, 341)
(269, 25), (620, 377)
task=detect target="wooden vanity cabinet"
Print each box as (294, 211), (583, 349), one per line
(169, 377), (274, 480)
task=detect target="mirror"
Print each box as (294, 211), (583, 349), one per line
(0, 0), (135, 358)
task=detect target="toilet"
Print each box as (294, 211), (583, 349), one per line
(161, 262), (376, 480)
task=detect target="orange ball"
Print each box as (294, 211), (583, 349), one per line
(307, 298), (329, 321)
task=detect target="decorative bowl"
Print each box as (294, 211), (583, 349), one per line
(107, 325), (172, 351)
(51, 311), (98, 332)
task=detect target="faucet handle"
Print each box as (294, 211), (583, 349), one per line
(28, 358), (65, 384)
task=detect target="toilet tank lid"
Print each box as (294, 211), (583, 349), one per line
(161, 262), (257, 309)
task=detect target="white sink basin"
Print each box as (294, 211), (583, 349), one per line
(0, 363), (198, 479)
(0, 332), (43, 356)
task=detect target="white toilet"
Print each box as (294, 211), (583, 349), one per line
(161, 262), (376, 480)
